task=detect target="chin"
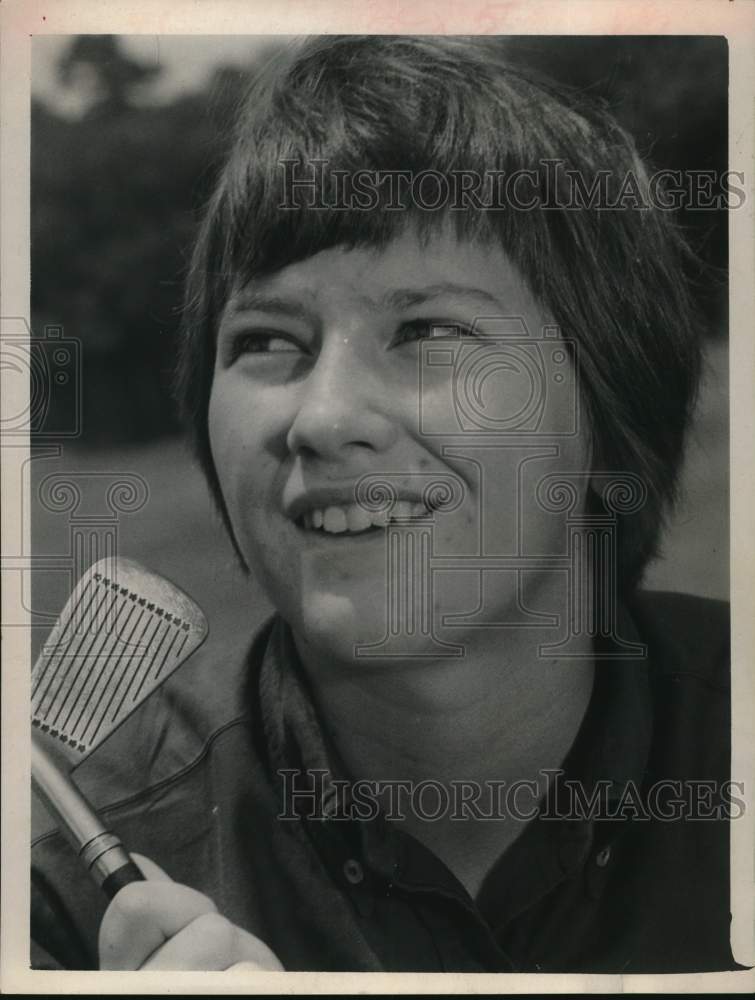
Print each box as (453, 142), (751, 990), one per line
(289, 590), (375, 665)
(290, 585), (466, 668)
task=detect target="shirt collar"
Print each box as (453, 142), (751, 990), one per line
(559, 601), (653, 802)
(473, 603), (653, 929)
(254, 602), (654, 890)
(258, 615), (350, 818)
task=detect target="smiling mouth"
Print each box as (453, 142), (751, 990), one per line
(296, 500), (434, 536)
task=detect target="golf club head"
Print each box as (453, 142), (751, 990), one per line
(31, 557), (208, 768)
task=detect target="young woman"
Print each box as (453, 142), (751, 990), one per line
(32, 35), (735, 973)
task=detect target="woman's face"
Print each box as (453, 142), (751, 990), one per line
(208, 226), (591, 663)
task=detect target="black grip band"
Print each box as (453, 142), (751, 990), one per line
(101, 860), (145, 900)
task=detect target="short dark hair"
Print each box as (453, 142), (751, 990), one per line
(176, 35), (703, 591)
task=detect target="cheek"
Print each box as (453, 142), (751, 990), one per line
(207, 383), (237, 492)
(207, 379), (268, 515)
(416, 339), (584, 440)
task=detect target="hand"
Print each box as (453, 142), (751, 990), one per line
(98, 854), (285, 971)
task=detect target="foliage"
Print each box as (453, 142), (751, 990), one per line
(32, 47), (254, 442)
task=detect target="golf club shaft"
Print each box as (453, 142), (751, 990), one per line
(31, 738), (144, 899)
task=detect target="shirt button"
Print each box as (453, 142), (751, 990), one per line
(595, 846), (612, 868)
(343, 859), (364, 885)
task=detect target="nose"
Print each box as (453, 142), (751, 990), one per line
(285, 337), (398, 460)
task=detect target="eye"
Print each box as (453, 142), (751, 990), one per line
(393, 319), (477, 346)
(228, 331), (303, 363)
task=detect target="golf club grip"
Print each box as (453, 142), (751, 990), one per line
(32, 738), (144, 899)
(102, 859), (145, 900)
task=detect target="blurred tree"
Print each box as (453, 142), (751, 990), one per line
(58, 35), (160, 116)
(32, 37), (257, 443)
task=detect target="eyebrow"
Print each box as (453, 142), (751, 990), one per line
(222, 292), (317, 325)
(223, 282), (506, 321)
(383, 283), (507, 312)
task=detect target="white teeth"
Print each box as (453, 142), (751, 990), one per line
(369, 507), (390, 527)
(323, 506), (348, 533)
(301, 500), (433, 534)
(346, 504), (372, 532)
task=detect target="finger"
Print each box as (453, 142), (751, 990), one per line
(141, 912), (235, 971)
(99, 879), (218, 970)
(129, 852), (173, 882)
(143, 914), (285, 972)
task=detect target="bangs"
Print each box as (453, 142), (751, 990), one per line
(206, 35), (590, 299)
(226, 165), (500, 287)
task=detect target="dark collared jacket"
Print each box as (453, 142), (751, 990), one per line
(31, 590), (740, 972)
